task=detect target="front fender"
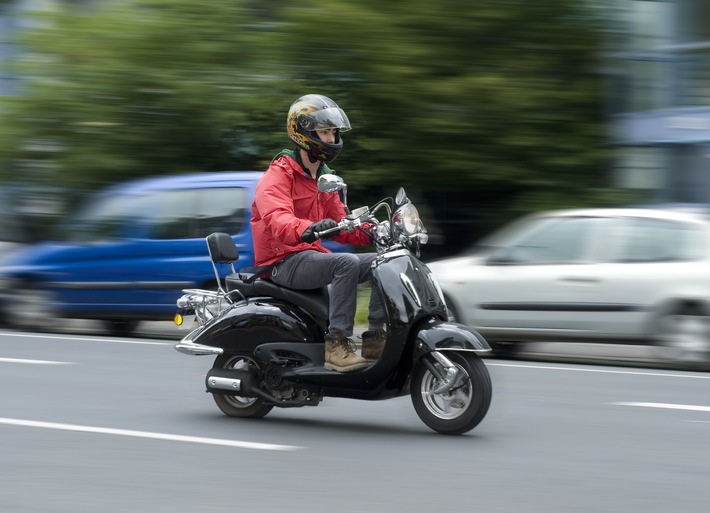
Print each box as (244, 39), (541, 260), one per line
(414, 319), (491, 354)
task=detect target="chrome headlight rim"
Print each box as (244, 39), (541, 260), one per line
(393, 203), (426, 238)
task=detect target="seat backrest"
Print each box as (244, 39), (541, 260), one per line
(206, 232), (239, 264)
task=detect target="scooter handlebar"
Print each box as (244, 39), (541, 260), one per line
(314, 206), (371, 239)
(314, 223), (345, 239)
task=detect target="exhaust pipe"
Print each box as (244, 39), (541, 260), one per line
(204, 368), (322, 408)
(205, 368), (256, 396)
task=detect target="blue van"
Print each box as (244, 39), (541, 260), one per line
(0, 171), (350, 335)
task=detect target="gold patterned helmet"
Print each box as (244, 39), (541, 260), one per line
(287, 94), (351, 163)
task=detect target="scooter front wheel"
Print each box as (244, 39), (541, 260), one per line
(411, 352), (492, 435)
(211, 353), (274, 419)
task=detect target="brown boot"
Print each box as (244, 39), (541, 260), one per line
(361, 329), (386, 362)
(324, 333), (369, 372)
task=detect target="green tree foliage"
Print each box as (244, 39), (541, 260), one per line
(0, 0), (621, 251)
(0, 1), (274, 191)
(271, 0), (620, 245)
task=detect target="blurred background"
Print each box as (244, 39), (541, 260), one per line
(1, 0), (707, 259)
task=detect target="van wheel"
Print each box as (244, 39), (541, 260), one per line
(5, 285), (58, 332)
(101, 319), (140, 337)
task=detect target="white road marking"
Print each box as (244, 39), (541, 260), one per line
(612, 402), (710, 413)
(488, 362), (710, 380)
(0, 357), (73, 365)
(0, 331), (172, 346)
(0, 417), (303, 451)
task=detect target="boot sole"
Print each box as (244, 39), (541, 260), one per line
(324, 362), (369, 372)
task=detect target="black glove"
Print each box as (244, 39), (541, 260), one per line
(301, 219), (340, 243)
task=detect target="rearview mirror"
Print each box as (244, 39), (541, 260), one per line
(317, 174), (346, 193)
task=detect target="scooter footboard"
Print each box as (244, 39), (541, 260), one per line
(414, 321), (491, 353)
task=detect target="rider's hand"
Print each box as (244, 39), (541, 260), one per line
(301, 219), (340, 243)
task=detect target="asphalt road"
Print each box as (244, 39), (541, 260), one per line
(1, 328), (708, 513)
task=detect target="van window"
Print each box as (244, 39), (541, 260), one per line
(67, 187), (249, 241)
(152, 188), (248, 239)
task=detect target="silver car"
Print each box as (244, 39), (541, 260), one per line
(427, 208), (710, 365)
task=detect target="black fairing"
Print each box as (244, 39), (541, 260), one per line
(371, 250), (447, 328)
(413, 317), (491, 353)
(189, 299), (324, 353)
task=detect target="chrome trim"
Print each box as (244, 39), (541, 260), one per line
(430, 351), (461, 394)
(399, 273), (421, 307)
(174, 340), (224, 356)
(437, 347), (492, 354)
(208, 376), (242, 392)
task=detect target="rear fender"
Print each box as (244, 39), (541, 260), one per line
(174, 298), (323, 355)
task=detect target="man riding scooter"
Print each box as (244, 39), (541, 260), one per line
(250, 93), (386, 372)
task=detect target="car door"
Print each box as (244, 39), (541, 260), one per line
(572, 216), (710, 338)
(468, 215), (614, 332)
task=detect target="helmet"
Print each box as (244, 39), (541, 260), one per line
(287, 94), (351, 163)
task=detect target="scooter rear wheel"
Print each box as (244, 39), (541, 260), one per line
(211, 353), (273, 419)
(411, 352), (492, 435)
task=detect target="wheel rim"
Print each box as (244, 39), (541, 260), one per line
(6, 289), (56, 329)
(658, 313), (710, 364)
(419, 361), (473, 420)
(221, 355), (261, 409)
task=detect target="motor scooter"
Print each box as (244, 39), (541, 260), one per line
(174, 175), (492, 434)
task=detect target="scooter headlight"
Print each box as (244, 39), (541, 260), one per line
(392, 203), (426, 239)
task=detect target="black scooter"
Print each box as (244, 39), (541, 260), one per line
(174, 175), (492, 434)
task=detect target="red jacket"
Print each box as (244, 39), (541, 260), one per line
(250, 153), (372, 267)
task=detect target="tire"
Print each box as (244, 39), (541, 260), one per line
(654, 305), (710, 366)
(211, 353), (274, 418)
(411, 352), (492, 435)
(101, 319), (140, 337)
(4, 285), (58, 332)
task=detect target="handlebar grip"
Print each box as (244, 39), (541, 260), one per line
(314, 224), (343, 239)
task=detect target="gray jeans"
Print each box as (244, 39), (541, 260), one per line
(270, 250), (385, 337)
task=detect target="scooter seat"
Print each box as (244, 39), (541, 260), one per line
(225, 273), (329, 321)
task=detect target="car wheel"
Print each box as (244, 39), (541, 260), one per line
(654, 306), (710, 366)
(101, 319), (140, 337)
(4, 285), (59, 332)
